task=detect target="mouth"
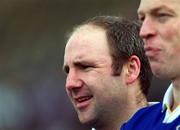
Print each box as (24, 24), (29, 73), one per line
(74, 95), (93, 109)
(144, 46), (161, 58)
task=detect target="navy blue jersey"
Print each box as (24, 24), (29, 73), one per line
(120, 103), (180, 130)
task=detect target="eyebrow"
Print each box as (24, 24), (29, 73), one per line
(74, 60), (91, 65)
(62, 60), (93, 73)
(138, 5), (175, 15)
(62, 57), (83, 72)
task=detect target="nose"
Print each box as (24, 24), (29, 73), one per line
(65, 70), (83, 91)
(139, 17), (156, 40)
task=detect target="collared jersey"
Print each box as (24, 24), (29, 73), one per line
(120, 84), (180, 130)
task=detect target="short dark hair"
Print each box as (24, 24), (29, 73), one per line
(72, 16), (152, 96)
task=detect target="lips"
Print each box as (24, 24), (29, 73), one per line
(76, 96), (92, 102)
(74, 95), (93, 109)
(144, 46), (161, 58)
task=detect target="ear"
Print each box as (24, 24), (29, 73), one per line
(125, 55), (141, 85)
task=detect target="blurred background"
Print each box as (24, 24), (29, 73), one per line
(0, 0), (170, 130)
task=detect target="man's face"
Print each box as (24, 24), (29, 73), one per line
(138, 0), (180, 79)
(63, 25), (127, 125)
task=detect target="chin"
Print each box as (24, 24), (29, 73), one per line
(78, 114), (90, 124)
(152, 69), (162, 78)
(153, 69), (169, 79)
(151, 64), (162, 76)
(78, 114), (97, 125)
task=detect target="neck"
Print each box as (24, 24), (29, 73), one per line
(93, 113), (124, 130)
(127, 82), (148, 109)
(94, 88), (147, 130)
(127, 89), (148, 115)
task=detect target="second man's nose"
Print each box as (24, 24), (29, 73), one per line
(139, 17), (157, 40)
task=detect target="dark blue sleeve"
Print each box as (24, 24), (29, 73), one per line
(120, 123), (126, 130)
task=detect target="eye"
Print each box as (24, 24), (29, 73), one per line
(79, 64), (93, 71)
(156, 12), (172, 23)
(63, 65), (69, 74)
(138, 15), (145, 23)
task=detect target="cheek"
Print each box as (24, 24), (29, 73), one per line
(162, 25), (176, 40)
(88, 75), (111, 94)
(163, 26), (180, 60)
(161, 24), (180, 51)
(163, 22), (180, 41)
(84, 69), (120, 94)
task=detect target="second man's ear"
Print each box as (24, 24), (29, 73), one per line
(125, 55), (141, 85)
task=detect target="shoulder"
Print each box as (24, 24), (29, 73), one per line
(121, 103), (163, 130)
(127, 102), (162, 120)
(135, 102), (162, 116)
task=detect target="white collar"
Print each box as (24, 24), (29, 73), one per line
(161, 83), (180, 123)
(162, 83), (173, 112)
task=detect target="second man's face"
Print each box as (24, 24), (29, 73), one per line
(138, 0), (180, 79)
(63, 25), (127, 125)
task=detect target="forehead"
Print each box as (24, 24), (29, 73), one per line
(64, 25), (111, 63)
(138, 0), (180, 14)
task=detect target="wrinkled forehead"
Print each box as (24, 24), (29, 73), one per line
(64, 24), (111, 62)
(138, 0), (180, 14)
(65, 25), (107, 52)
